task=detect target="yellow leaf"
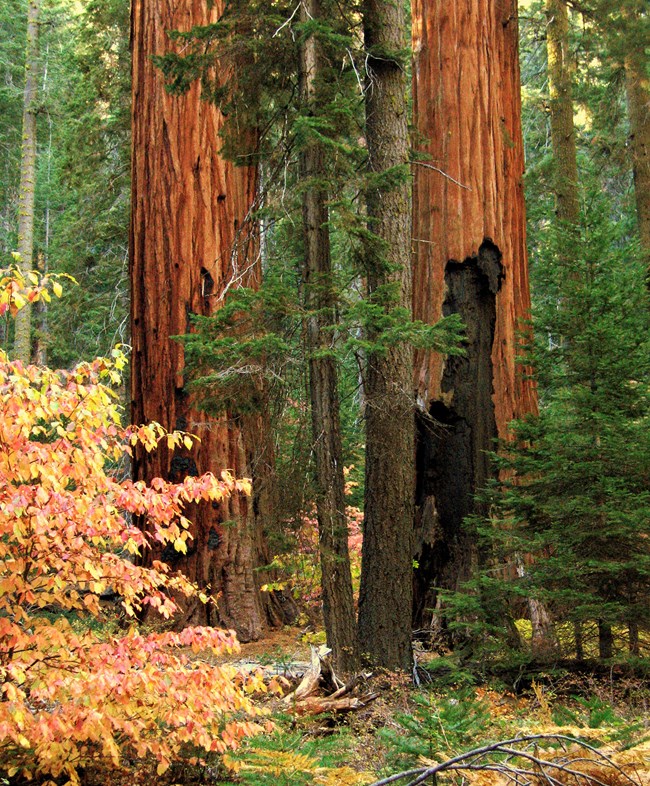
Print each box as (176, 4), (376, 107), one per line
(223, 754), (240, 773)
(52, 281), (63, 298)
(183, 435), (194, 450)
(174, 538), (187, 554)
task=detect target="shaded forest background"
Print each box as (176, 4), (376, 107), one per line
(1, 0), (649, 667)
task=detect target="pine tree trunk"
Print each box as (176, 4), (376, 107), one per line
(574, 621), (584, 661)
(357, 0), (414, 671)
(299, 0), (356, 672)
(624, 40), (650, 281)
(130, 0), (264, 641)
(546, 0), (580, 234)
(411, 0), (537, 632)
(14, 0), (39, 363)
(598, 619), (614, 660)
(628, 619), (640, 656)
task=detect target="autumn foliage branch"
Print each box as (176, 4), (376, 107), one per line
(0, 267), (268, 784)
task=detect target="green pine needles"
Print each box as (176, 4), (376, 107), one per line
(454, 187), (650, 664)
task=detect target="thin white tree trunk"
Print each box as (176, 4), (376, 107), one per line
(14, 0), (39, 363)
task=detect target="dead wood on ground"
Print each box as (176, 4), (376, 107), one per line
(283, 645), (379, 716)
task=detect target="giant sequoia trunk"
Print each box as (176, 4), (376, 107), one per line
(130, 0), (264, 640)
(411, 0), (537, 629)
(14, 0), (38, 363)
(299, 0), (356, 672)
(357, 0), (415, 671)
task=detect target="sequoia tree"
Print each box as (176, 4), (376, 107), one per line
(130, 0), (263, 640)
(411, 0), (537, 628)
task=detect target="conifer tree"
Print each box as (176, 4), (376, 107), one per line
(299, 0), (356, 671)
(476, 197), (650, 661)
(546, 0), (580, 242)
(0, 1), (26, 258)
(357, 0), (415, 671)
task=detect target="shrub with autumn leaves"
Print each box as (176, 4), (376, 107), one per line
(0, 267), (269, 783)
(263, 502), (363, 624)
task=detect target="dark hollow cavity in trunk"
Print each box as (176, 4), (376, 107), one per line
(413, 240), (503, 633)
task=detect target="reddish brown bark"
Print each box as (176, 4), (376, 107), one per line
(411, 0), (537, 623)
(130, 0), (263, 640)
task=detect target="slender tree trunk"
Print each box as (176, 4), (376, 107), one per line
(546, 0), (580, 236)
(299, 0), (356, 672)
(411, 0), (537, 634)
(574, 621), (584, 660)
(515, 561), (558, 659)
(628, 619), (640, 657)
(357, 0), (414, 671)
(130, 0), (264, 640)
(624, 41), (650, 281)
(35, 110), (52, 366)
(598, 619), (614, 660)
(14, 0), (39, 363)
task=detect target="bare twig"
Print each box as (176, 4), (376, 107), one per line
(411, 160), (472, 191)
(347, 47), (365, 96)
(273, 2), (301, 37)
(367, 734), (642, 786)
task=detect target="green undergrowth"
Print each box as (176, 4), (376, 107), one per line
(207, 665), (650, 786)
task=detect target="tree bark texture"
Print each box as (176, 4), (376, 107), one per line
(411, 0), (537, 623)
(357, 0), (415, 671)
(624, 37), (650, 280)
(130, 0), (263, 640)
(14, 0), (39, 363)
(300, 0), (357, 672)
(546, 0), (580, 233)
(598, 620), (614, 660)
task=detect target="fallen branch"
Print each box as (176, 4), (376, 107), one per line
(283, 645), (378, 715)
(367, 734), (643, 786)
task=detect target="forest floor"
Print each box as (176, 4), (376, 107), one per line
(78, 627), (650, 786)
(192, 627), (650, 786)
